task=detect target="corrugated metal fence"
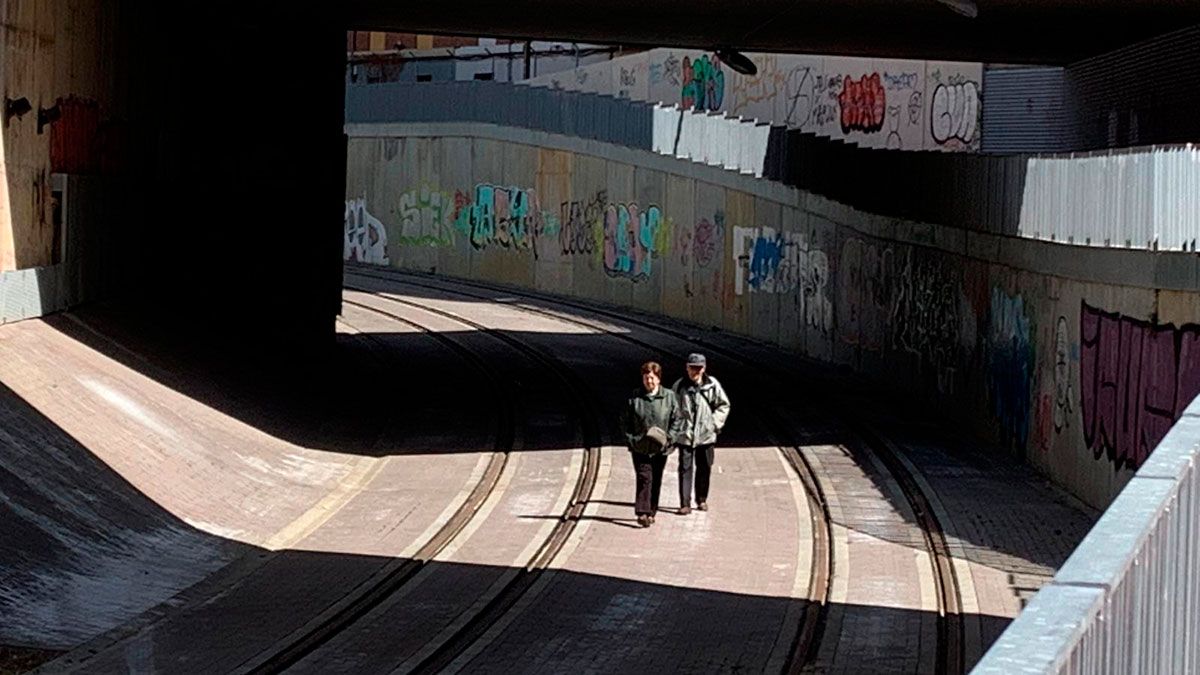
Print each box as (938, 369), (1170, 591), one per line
(974, 397), (1200, 674)
(1019, 146), (1200, 251)
(347, 82), (1200, 250)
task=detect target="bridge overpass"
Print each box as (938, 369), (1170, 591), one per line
(1, 1), (1199, 673)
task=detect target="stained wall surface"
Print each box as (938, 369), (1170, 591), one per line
(346, 123), (1200, 510)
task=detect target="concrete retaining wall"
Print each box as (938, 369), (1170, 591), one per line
(346, 121), (1200, 510)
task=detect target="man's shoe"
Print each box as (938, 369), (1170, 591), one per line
(697, 502), (708, 511)
(678, 506), (692, 515)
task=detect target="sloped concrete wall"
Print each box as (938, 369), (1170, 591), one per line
(346, 122), (1200, 510)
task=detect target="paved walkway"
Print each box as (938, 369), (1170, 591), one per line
(0, 277), (1098, 673)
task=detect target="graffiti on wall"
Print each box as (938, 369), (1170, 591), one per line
(455, 184), (536, 253)
(673, 212), (725, 298)
(344, 197), (390, 265)
(731, 226), (833, 332)
(891, 251), (968, 392)
(1034, 315), (1076, 453)
(728, 56), (817, 128)
(838, 73), (886, 134)
(603, 202), (664, 280)
(987, 289), (1035, 450)
(1079, 302), (1200, 470)
(681, 54), (725, 112)
(930, 74), (980, 147)
(396, 186), (457, 247)
(1053, 316), (1075, 432)
(558, 191), (607, 259)
(837, 238), (897, 351)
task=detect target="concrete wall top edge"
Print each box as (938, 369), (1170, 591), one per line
(346, 121), (1200, 294)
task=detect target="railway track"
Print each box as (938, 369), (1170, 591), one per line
(235, 296), (602, 674)
(345, 264), (964, 674)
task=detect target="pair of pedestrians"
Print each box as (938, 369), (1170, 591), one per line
(619, 354), (731, 528)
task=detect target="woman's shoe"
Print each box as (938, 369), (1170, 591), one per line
(637, 515), (650, 527)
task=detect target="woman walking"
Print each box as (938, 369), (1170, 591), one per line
(620, 361), (683, 528)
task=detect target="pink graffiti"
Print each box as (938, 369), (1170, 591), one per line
(603, 202), (663, 280)
(1080, 301), (1200, 470)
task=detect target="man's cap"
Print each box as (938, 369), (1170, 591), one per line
(686, 353), (707, 367)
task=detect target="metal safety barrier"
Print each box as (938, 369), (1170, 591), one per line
(974, 395), (1200, 674)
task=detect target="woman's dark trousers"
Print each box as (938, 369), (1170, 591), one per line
(632, 452), (667, 516)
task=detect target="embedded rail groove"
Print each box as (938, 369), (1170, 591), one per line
(237, 301), (518, 674)
(346, 269), (832, 672)
(347, 264), (965, 674)
(341, 290), (604, 675)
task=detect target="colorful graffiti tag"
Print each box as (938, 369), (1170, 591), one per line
(396, 186), (456, 247)
(453, 184), (546, 254)
(731, 226), (832, 332)
(1079, 302), (1200, 470)
(603, 202), (664, 280)
(344, 197), (390, 265)
(837, 73), (886, 134)
(681, 54), (725, 112)
(987, 289), (1035, 451)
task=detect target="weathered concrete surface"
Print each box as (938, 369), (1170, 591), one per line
(346, 122), (1200, 510)
(0, 308), (494, 663)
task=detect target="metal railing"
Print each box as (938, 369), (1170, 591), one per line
(974, 395), (1200, 674)
(1019, 145), (1200, 252)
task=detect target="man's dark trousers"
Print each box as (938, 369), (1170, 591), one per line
(678, 443), (715, 507)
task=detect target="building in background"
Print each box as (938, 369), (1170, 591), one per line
(347, 34), (621, 85)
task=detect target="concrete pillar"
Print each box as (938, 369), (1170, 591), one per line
(115, 4), (346, 351)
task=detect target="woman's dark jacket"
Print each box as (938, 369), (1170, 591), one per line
(621, 387), (684, 455)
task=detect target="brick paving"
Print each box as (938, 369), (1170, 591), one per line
(2, 273), (1101, 673)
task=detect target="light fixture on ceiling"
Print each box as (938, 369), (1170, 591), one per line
(715, 47), (757, 76)
(937, 0), (978, 18)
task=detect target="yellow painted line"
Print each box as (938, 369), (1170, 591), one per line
(262, 456), (387, 551)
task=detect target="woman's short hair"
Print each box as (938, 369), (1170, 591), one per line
(640, 361), (662, 377)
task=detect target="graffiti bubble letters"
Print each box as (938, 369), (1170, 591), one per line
(344, 197), (389, 266)
(931, 81), (979, 145)
(837, 73), (886, 134)
(603, 202), (664, 281)
(1080, 302), (1200, 470)
(454, 184), (544, 256)
(681, 54), (725, 112)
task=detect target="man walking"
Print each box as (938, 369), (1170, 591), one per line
(672, 353), (730, 515)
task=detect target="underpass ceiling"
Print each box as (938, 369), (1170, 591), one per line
(344, 0), (1200, 64)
